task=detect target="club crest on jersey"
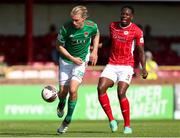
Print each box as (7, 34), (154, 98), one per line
(124, 31), (129, 35)
(84, 32), (89, 37)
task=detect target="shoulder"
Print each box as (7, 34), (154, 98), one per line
(85, 20), (97, 28)
(110, 21), (119, 27)
(109, 21), (120, 30)
(58, 21), (73, 34)
(131, 23), (144, 37)
(151, 60), (158, 66)
(132, 23), (143, 33)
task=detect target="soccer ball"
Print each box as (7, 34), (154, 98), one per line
(41, 85), (58, 103)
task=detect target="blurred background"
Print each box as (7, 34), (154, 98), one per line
(0, 0), (180, 133)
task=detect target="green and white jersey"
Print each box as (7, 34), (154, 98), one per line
(57, 20), (99, 63)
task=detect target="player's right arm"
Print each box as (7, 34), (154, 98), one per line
(57, 45), (83, 65)
(56, 26), (83, 65)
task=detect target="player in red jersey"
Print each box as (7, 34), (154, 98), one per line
(97, 6), (148, 134)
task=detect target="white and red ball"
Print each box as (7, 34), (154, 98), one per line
(41, 85), (58, 103)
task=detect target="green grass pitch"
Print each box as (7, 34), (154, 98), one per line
(0, 120), (180, 137)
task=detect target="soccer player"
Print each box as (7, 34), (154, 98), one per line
(56, 5), (100, 134)
(97, 6), (148, 134)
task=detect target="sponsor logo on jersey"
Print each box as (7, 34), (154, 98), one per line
(112, 33), (126, 42)
(69, 33), (87, 45)
(71, 39), (86, 45)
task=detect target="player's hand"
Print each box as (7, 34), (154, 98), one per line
(141, 69), (148, 79)
(89, 52), (98, 66)
(72, 57), (83, 65)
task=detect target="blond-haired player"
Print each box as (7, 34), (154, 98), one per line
(56, 5), (100, 134)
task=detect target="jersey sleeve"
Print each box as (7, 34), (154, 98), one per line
(135, 27), (144, 47)
(86, 20), (99, 36)
(92, 23), (99, 36)
(56, 26), (67, 46)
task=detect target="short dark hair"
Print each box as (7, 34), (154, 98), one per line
(121, 6), (134, 14)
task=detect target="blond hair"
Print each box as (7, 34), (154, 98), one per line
(71, 5), (88, 19)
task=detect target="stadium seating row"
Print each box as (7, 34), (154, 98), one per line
(0, 35), (180, 65)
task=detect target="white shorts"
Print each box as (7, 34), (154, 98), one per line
(100, 64), (134, 84)
(59, 58), (87, 85)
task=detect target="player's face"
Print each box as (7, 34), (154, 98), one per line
(71, 14), (85, 29)
(120, 8), (133, 27)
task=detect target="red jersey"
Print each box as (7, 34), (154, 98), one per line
(108, 22), (144, 67)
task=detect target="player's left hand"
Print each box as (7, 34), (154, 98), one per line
(141, 69), (148, 79)
(89, 52), (98, 66)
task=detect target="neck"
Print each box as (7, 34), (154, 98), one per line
(120, 22), (132, 28)
(79, 22), (84, 29)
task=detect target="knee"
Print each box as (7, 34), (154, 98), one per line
(69, 88), (77, 100)
(118, 91), (126, 99)
(69, 91), (77, 100)
(97, 84), (106, 95)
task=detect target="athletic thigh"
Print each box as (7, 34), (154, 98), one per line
(59, 58), (73, 85)
(71, 62), (87, 83)
(117, 66), (134, 84)
(100, 64), (118, 83)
